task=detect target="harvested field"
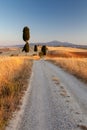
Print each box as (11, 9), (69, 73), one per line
(47, 47), (87, 58)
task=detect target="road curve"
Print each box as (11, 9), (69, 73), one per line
(6, 60), (87, 130)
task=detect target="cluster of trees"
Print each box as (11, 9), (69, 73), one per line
(22, 26), (47, 56)
(34, 45), (47, 56)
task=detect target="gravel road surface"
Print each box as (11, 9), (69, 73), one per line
(6, 60), (87, 130)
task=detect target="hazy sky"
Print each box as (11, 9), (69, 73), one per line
(0, 0), (87, 45)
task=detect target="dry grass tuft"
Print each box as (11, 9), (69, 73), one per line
(77, 124), (87, 130)
(60, 89), (68, 97)
(0, 56), (33, 130)
(52, 77), (60, 84)
(60, 85), (64, 89)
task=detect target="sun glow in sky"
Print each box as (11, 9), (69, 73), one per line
(0, 0), (87, 45)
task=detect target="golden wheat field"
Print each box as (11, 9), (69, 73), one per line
(0, 56), (33, 130)
(46, 47), (87, 82)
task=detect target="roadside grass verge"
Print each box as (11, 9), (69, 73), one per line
(46, 57), (87, 83)
(0, 57), (33, 130)
(46, 47), (87, 83)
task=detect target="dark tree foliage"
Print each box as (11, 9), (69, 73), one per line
(23, 26), (30, 42)
(41, 45), (46, 55)
(22, 42), (29, 53)
(34, 45), (38, 52)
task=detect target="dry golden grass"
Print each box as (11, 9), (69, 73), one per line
(47, 58), (87, 83)
(0, 56), (33, 130)
(46, 47), (87, 83)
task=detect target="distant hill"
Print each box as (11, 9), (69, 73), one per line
(44, 40), (74, 47)
(0, 41), (87, 49)
(31, 40), (87, 49)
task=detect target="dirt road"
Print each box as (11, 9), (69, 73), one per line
(6, 60), (87, 130)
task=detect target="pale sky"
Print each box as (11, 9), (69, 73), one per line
(0, 0), (87, 45)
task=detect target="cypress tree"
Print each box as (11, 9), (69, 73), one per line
(41, 45), (46, 55)
(34, 45), (38, 52)
(22, 42), (29, 53)
(23, 26), (30, 42)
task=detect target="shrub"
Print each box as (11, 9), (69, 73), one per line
(39, 52), (43, 57)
